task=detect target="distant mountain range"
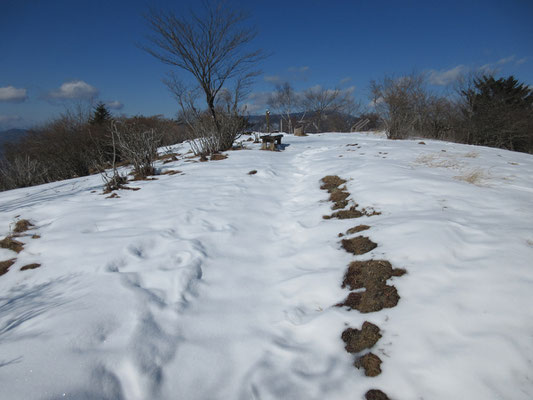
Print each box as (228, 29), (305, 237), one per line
(0, 128), (27, 155)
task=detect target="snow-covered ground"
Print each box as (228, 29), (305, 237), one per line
(0, 132), (532, 400)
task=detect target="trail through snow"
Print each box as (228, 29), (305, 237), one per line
(0, 133), (532, 400)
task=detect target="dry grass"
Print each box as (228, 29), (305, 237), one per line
(0, 236), (24, 253)
(346, 225), (370, 235)
(323, 206), (364, 220)
(414, 153), (462, 169)
(320, 175), (347, 192)
(453, 168), (489, 186)
(13, 219), (34, 234)
(161, 170), (182, 175)
(210, 154), (228, 161)
(329, 188), (350, 210)
(0, 259), (16, 276)
(20, 263), (41, 271)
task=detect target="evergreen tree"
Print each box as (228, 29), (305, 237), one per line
(90, 102), (112, 125)
(462, 75), (533, 151)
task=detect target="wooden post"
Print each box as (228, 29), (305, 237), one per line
(266, 110), (270, 133)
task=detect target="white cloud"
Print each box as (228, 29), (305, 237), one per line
(0, 114), (23, 128)
(368, 97), (384, 108)
(288, 66), (309, 73)
(478, 55), (523, 73)
(0, 86), (28, 102)
(242, 91), (272, 114)
(496, 55), (515, 65)
(340, 77), (352, 85)
(264, 75), (282, 84)
(48, 80), (98, 100)
(105, 100), (123, 110)
(428, 65), (468, 86)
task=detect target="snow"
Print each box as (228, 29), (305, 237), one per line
(0, 132), (532, 400)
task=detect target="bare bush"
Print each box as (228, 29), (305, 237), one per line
(0, 156), (49, 190)
(111, 119), (162, 178)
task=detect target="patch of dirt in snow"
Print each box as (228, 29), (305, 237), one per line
(346, 225), (371, 235)
(340, 236), (377, 255)
(329, 188), (350, 210)
(0, 259), (16, 276)
(355, 352), (382, 377)
(20, 263), (41, 271)
(323, 205), (364, 220)
(210, 153), (228, 161)
(0, 236), (24, 253)
(13, 219), (34, 234)
(320, 175), (347, 192)
(341, 260), (406, 290)
(341, 321), (382, 353)
(336, 284), (401, 313)
(365, 389), (391, 399)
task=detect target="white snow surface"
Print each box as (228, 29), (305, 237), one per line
(0, 132), (532, 400)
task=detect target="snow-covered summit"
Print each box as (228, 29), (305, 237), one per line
(1, 132), (532, 400)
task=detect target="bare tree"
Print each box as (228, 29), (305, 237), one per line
(267, 82), (301, 133)
(165, 73), (249, 155)
(302, 86), (357, 132)
(370, 73), (428, 139)
(143, 1), (264, 151)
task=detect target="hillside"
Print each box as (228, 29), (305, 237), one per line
(0, 132), (532, 400)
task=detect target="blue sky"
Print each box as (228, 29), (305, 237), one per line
(1, 0), (532, 129)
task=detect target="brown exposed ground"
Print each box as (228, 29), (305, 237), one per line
(337, 285), (401, 313)
(342, 260), (406, 290)
(131, 175), (158, 181)
(248, 170), (257, 175)
(346, 225), (370, 235)
(161, 170), (181, 175)
(20, 263), (41, 271)
(366, 389), (390, 400)
(361, 208), (382, 216)
(323, 206), (364, 220)
(210, 154), (228, 161)
(320, 175), (347, 192)
(341, 236), (377, 255)
(329, 188), (350, 210)
(0, 236), (24, 253)
(13, 219), (34, 234)
(106, 193), (120, 199)
(0, 259), (16, 276)
(341, 322), (382, 353)
(355, 352), (382, 377)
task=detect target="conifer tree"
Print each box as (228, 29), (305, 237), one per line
(462, 75), (533, 151)
(90, 102), (112, 125)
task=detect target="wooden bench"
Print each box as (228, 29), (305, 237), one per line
(260, 134), (283, 150)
